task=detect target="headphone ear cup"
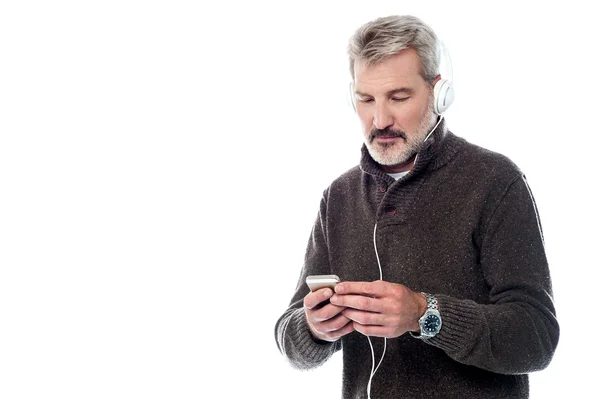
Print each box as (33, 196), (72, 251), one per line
(433, 79), (455, 115)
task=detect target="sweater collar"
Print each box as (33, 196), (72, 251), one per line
(359, 118), (464, 180)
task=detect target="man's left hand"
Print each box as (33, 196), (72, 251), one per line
(330, 280), (427, 338)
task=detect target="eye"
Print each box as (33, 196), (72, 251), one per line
(392, 97), (409, 103)
(357, 97), (373, 103)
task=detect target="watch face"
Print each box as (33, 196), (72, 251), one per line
(423, 314), (441, 334)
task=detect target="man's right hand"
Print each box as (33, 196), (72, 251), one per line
(304, 288), (354, 342)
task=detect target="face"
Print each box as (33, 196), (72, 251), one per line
(353, 48), (438, 172)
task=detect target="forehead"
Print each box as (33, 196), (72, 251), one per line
(354, 48), (424, 92)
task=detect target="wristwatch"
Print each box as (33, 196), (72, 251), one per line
(411, 293), (442, 339)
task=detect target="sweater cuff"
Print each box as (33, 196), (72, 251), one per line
(283, 308), (336, 369)
(424, 294), (482, 354)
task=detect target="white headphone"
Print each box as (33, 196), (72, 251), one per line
(432, 77), (454, 115)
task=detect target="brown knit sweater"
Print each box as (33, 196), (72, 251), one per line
(274, 123), (559, 398)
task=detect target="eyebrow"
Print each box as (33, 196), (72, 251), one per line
(355, 87), (414, 97)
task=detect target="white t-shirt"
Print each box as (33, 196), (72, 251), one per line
(387, 171), (409, 181)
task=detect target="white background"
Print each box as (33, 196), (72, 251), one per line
(1, 1), (598, 398)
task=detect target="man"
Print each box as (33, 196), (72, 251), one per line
(274, 15), (559, 399)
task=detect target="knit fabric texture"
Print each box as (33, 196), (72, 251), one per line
(274, 122), (559, 399)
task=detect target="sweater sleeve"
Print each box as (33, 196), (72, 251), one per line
(424, 175), (560, 374)
(274, 192), (342, 369)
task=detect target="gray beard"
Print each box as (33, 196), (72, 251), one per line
(366, 109), (438, 166)
(366, 140), (421, 166)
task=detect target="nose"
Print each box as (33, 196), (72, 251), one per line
(373, 102), (394, 130)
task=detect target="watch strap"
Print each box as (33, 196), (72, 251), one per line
(423, 293), (439, 312)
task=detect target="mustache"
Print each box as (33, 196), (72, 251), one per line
(369, 127), (407, 143)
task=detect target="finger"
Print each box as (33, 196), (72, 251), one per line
(342, 308), (386, 326)
(311, 303), (346, 322)
(330, 293), (383, 312)
(352, 322), (392, 338)
(303, 288), (334, 309)
(317, 313), (353, 333)
(335, 280), (389, 297)
(324, 319), (355, 341)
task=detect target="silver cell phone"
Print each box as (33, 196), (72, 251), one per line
(306, 275), (341, 292)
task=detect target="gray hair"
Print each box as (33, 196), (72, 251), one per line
(348, 15), (440, 83)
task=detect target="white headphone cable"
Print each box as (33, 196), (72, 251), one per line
(365, 41), (452, 399)
(414, 113), (444, 168)
(366, 112), (437, 394)
(367, 112), (438, 396)
(367, 222), (386, 399)
(422, 113), (444, 145)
